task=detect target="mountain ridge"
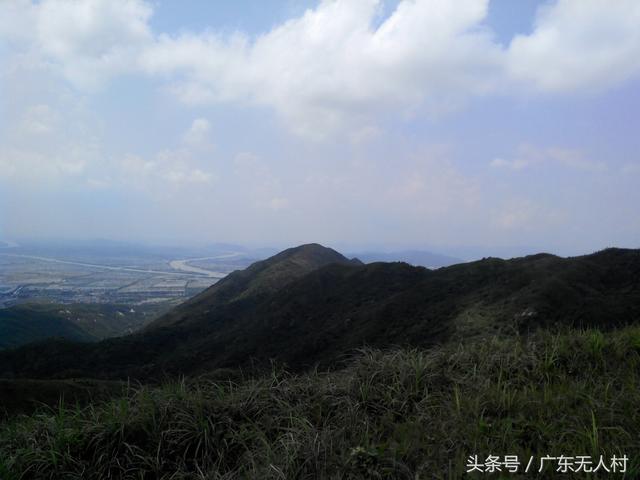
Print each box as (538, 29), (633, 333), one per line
(1, 245), (639, 380)
(350, 249), (462, 268)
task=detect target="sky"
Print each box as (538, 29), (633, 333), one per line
(0, 0), (639, 255)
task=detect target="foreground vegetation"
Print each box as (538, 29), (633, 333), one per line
(2, 326), (640, 479)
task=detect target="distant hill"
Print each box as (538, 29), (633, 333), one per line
(1, 246), (639, 379)
(49, 302), (176, 338)
(0, 305), (95, 350)
(350, 250), (462, 268)
(0, 302), (171, 351)
(147, 243), (362, 330)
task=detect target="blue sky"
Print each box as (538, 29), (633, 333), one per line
(1, 0), (639, 255)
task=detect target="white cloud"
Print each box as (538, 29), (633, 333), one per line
(0, 0), (152, 89)
(182, 118), (212, 148)
(3, 1), (639, 248)
(139, 0), (640, 137)
(0, 146), (87, 181)
(490, 144), (606, 173)
(120, 153), (156, 177)
(0, 127), (214, 190)
(4, 0), (640, 139)
(162, 168), (212, 185)
(141, 0), (502, 138)
(19, 104), (59, 135)
(118, 148), (214, 191)
(0, 1), (36, 44)
(490, 157), (530, 171)
(507, 0), (640, 92)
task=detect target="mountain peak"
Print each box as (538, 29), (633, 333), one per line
(147, 243), (361, 330)
(269, 243), (362, 266)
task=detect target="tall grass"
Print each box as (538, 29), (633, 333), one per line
(1, 326), (640, 478)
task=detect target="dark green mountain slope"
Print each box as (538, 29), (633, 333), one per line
(159, 247), (640, 370)
(0, 302), (170, 351)
(0, 246), (639, 380)
(148, 243), (362, 330)
(0, 305), (95, 350)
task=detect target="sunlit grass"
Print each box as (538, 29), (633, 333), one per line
(1, 326), (640, 478)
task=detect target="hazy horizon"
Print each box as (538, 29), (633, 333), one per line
(2, 0), (639, 255)
(0, 234), (618, 262)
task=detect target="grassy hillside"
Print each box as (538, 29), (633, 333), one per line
(0, 378), (125, 418)
(0, 305), (95, 350)
(1, 326), (639, 478)
(39, 302), (175, 339)
(0, 302), (171, 351)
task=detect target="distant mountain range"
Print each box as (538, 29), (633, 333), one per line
(349, 250), (462, 268)
(1, 244), (639, 380)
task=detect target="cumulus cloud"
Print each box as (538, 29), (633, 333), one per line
(507, 0), (640, 92)
(141, 0), (502, 138)
(139, 0), (640, 137)
(0, 146), (87, 181)
(0, 0), (152, 89)
(0, 93), (98, 185)
(116, 150), (214, 192)
(3, 0), (640, 137)
(162, 168), (213, 185)
(182, 118), (212, 148)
